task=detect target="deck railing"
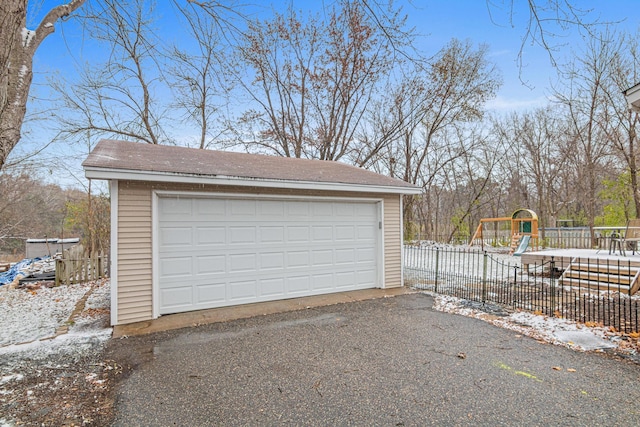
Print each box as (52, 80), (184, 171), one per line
(404, 245), (640, 333)
(428, 227), (605, 249)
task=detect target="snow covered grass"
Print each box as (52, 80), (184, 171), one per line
(0, 280), (113, 427)
(0, 280), (112, 360)
(0, 282), (92, 346)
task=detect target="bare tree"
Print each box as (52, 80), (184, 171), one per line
(0, 0), (85, 170)
(364, 39), (500, 235)
(554, 32), (620, 243)
(52, 0), (168, 145)
(499, 107), (575, 235)
(599, 29), (640, 216)
(486, 0), (609, 85)
(232, 1), (405, 160)
(0, 168), (85, 256)
(167, 0), (236, 149)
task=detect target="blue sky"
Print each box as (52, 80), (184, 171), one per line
(30, 1), (640, 109)
(405, 1), (640, 111)
(20, 1), (640, 187)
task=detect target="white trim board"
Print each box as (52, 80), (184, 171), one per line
(85, 167), (423, 195)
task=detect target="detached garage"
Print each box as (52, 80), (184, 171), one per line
(83, 140), (421, 326)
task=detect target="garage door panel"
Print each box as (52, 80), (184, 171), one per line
(335, 203), (355, 216)
(158, 196), (379, 315)
(160, 286), (193, 308)
(335, 248), (355, 264)
(196, 227), (226, 245)
(312, 203), (333, 216)
(357, 224), (376, 240)
(312, 273), (334, 290)
(229, 227), (256, 244)
(160, 256), (192, 277)
(357, 269), (377, 285)
(196, 283), (226, 304)
(357, 247), (376, 263)
(258, 200), (285, 217)
(287, 201), (310, 217)
(336, 271), (355, 287)
(229, 253), (257, 272)
(259, 278), (285, 296)
(260, 252), (285, 270)
(288, 251), (310, 268)
(335, 225), (356, 240)
(230, 199), (256, 216)
(194, 198), (226, 218)
(312, 225), (332, 241)
(287, 275), (310, 293)
(229, 280), (257, 300)
(287, 226), (310, 242)
(356, 203), (377, 217)
(160, 227), (193, 247)
(195, 255), (226, 274)
(159, 197), (192, 218)
(311, 249), (333, 266)
(260, 226), (285, 243)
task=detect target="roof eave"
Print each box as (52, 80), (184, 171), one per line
(624, 82), (640, 112)
(83, 166), (423, 195)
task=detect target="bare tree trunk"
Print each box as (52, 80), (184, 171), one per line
(0, 0), (85, 170)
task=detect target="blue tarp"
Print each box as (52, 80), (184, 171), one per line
(0, 257), (47, 286)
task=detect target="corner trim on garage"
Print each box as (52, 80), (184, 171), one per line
(400, 195), (404, 287)
(110, 180), (119, 326)
(151, 190), (160, 319)
(379, 199), (385, 288)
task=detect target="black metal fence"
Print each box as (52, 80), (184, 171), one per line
(404, 245), (640, 333)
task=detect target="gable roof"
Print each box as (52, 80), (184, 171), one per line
(82, 139), (421, 195)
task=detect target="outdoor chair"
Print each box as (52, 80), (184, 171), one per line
(610, 219), (640, 255)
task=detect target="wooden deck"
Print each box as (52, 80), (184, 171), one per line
(521, 249), (640, 294)
(521, 248), (640, 268)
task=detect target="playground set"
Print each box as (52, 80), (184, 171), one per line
(468, 209), (640, 295)
(470, 208), (539, 255)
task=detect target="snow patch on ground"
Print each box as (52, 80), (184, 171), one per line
(0, 281), (112, 361)
(0, 282), (93, 346)
(0, 280), (113, 425)
(431, 292), (622, 352)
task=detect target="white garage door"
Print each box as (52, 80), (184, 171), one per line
(156, 195), (380, 315)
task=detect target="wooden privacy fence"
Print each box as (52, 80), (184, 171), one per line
(55, 244), (108, 285)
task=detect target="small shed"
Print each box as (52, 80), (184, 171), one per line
(25, 238), (80, 258)
(83, 140), (421, 326)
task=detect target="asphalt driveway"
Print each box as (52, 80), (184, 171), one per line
(106, 293), (640, 426)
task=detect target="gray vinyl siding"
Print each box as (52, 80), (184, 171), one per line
(115, 181), (404, 324)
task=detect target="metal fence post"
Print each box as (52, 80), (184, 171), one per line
(434, 247), (440, 293)
(512, 265), (519, 308)
(482, 251), (488, 303)
(550, 256), (556, 317)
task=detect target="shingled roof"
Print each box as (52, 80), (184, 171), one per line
(83, 139), (421, 194)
